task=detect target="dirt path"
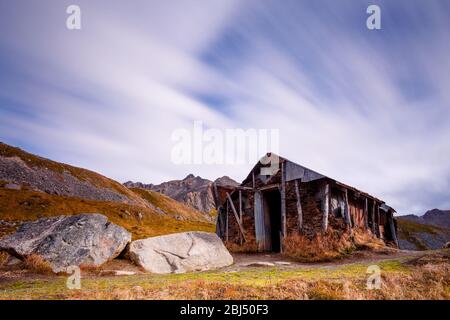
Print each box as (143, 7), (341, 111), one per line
(225, 249), (426, 272)
(0, 249), (436, 286)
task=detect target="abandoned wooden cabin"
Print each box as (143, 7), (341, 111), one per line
(214, 153), (399, 252)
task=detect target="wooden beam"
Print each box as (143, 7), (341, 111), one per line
(371, 200), (376, 236)
(254, 191), (265, 251)
(225, 201), (229, 242)
(226, 192), (247, 242)
(252, 171), (255, 189)
(322, 182), (330, 233)
(377, 204), (381, 238)
(234, 186), (253, 191)
(344, 189), (352, 233)
(280, 161), (287, 238)
(239, 190), (243, 245)
(294, 179), (303, 233)
(257, 184), (280, 192)
(364, 197), (369, 230)
(388, 211), (399, 247)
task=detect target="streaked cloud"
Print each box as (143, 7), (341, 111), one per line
(0, 0), (449, 214)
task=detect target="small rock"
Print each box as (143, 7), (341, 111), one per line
(114, 270), (136, 276)
(4, 183), (21, 190)
(274, 261), (291, 266)
(244, 262), (276, 267)
(100, 270), (136, 276)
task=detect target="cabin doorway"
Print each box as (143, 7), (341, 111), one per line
(262, 189), (282, 252)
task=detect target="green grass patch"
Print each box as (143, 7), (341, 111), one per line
(0, 257), (415, 299)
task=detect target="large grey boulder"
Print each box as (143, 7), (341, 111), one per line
(0, 214), (131, 272)
(128, 232), (233, 274)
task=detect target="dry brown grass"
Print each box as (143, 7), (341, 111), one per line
(282, 229), (355, 262)
(282, 228), (395, 263)
(23, 254), (53, 274)
(77, 264), (107, 275)
(65, 263), (450, 300)
(225, 240), (259, 253)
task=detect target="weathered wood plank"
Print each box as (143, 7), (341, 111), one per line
(252, 171), (255, 189)
(364, 197), (369, 230)
(280, 161), (287, 238)
(371, 200), (377, 237)
(226, 192), (247, 242)
(322, 182), (330, 233)
(294, 179), (303, 232)
(344, 189), (352, 234)
(388, 212), (399, 247)
(375, 205), (382, 239)
(225, 201), (229, 241)
(254, 191), (265, 251)
(239, 190), (243, 245)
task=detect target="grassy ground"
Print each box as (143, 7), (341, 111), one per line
(0, 250), (448, 300)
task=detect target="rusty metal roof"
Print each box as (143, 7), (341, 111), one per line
(241, 152), (388, 204)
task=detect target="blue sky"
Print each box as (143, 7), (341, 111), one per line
(0, 0), (449, 214)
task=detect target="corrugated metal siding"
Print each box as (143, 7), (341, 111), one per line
(254, 191), (266, 251)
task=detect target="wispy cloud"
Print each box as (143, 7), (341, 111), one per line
(0, 0), (449, 214)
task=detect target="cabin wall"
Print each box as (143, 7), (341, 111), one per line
(348, 195), (366, 229)
(285, 180), (327, 237)
(219, 190), (257, 246)
(218, 170), (398, 249)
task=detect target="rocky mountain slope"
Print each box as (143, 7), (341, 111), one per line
(400, 209), (450, 229)
(397, 209), (450, 250)
(0, 142), (213, 239)
(0, 142), (145, 206)
(124, 175), (239, 214)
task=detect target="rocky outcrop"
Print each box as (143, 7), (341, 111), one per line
(124, 175), (239, 214)
(128, 232), (233, 274)
(0, 214), (131, 272)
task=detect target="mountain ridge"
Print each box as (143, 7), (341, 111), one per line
(399, 208), (450, 229)
(124, 175), (239, 215)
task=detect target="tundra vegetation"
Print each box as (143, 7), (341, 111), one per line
(0, 250), (448, 300)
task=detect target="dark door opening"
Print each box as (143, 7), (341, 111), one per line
(263, 189), (282, 252)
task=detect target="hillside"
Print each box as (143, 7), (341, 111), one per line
(124, 175), (239, 215)
(397, 218), (450, 250)
(0, 142), (214, 239)
(0, 142), (146, 206)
